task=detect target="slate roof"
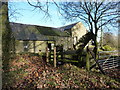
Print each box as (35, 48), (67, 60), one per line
(10, 22), (70, 41)
(58, 22), (78, 31)
(58, 22), (78, 35)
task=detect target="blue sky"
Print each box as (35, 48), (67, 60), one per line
(8, 1), (78, 28)
(8, 1), (118, 36)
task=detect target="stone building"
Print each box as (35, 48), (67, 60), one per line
(10, 22), (88, 53)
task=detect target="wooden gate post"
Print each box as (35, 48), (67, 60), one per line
(54, 47), (56, 67)
(61, 46), (63, 60)
(33, 41), (36, 53)
(46, 47), (49, 63)
(86, 51), (90, 71)
(86, 46), (90, 71)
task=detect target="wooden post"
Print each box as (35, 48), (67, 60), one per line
(61, 46), (63, 60)
(46, 47), (49, 63)
(54, 47), (56, 67)
(33, 41), (36, 53)
(86, 46), (90, 71)
(86, 51), (90, 71)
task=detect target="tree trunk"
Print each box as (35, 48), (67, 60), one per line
(93, 22), (98, 60)
(1, 2), (11, 71)
(93, 36), (98, 59)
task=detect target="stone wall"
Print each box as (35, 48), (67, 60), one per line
(71, 22), (87, 45)
(15, 40), (47, 53)
(55, 36), (74, 51)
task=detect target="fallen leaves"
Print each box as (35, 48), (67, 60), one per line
(2, 53), (120, 89)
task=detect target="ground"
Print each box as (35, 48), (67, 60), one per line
(2, 53), (120, 89)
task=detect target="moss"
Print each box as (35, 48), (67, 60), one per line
(46, 81), (57, 86)
(48, 76), (56, 80)
(102, 45), (115, 51)
(74, 80), (80, 85)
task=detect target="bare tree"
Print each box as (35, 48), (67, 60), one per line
(59, 1), (119, 58)
(103, 32), (118, 49)
(8, 2), (22, 21)
(27, 0), (119, 59)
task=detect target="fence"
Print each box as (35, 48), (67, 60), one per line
(46, 45), (120, 70)
(98, 51), (120, 70)
(46, 47), (57, 67)
(46, 46), (78, 67)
